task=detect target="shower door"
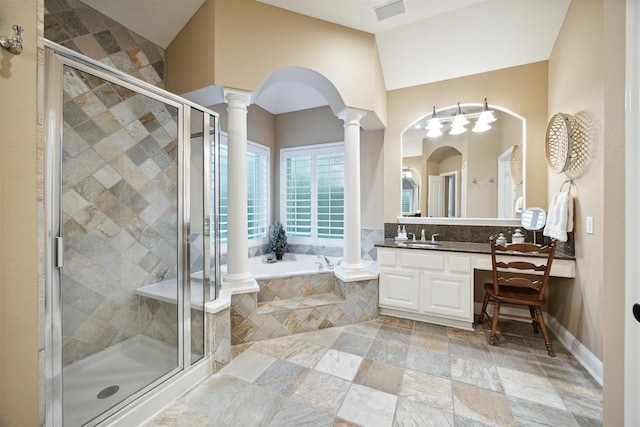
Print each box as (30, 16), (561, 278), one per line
(45, 45), (217, 426)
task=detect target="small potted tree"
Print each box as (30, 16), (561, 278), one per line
(271, 221), (288, 260)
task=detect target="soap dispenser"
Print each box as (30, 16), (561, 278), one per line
(512, 229), (525, 244)
(496, 233), (507, 246)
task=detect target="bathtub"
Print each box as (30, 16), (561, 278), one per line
(137, 253), (342, 303)
(230, 253), (342, 280)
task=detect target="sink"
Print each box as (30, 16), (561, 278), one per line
(406, 242), (441, 248)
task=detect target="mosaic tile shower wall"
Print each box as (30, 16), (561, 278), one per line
(60, 66), (179, 365)
(44, 0), (165, 88)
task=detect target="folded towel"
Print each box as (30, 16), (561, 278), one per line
(514, 196), (523, 213)
(543, 191), (573, 242)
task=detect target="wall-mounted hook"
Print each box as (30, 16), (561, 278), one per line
(1, 25), (24, 55)
(473, 178), (477, 184)
(489, 177), (495, 183)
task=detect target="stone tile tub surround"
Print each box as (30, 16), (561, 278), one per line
(384, 223), (575, 257)
(205, 275), (379, 370)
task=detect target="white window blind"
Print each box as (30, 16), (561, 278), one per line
(316, 153), (344, 239)
(281, 143), (344, 245)
(284, 155), (312, 237)
(218, 134), (270, 245)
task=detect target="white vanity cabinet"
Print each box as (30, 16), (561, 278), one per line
(378, 248), (474, 330)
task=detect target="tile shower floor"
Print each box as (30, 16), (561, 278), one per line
(147, 316), (602, 426)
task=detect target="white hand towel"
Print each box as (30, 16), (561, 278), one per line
(543, 191), (573, 242)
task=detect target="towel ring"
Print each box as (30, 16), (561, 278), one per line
(559, 179), (573, 193)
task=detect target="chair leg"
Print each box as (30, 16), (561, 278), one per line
(529, 306), (539, 333)
(489, 302), (501, 346)
(534, 306), (555, 357)
(478, 293), (491, 324)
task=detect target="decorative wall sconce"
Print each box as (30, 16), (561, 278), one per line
(1, 25), (24, 55)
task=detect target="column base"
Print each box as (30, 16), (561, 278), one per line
(334, 260), (379, 282)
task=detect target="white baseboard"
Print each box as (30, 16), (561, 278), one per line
(473, 303), (603, 386)
(546, 314), (603, 386)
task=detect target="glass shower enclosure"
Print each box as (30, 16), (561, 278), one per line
(44, 42), (219, 426)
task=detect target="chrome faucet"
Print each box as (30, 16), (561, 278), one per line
(420, 229), (426, 242)
(318, 255), (334, 269)
(431, 233), (439, 243)
(407, 233), (417, 242)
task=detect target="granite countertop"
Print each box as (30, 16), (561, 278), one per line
(375, 239), (576, 260)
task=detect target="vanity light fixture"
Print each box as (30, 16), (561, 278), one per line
(426, 106), (442, 130)
(478, 97), (497, 123)
(426, 127), (443, 138)
(425, 100), (496, 137)
(472, 120), (491, 133)
(449, 103), (469, 135)
(426, 106), (443, 137)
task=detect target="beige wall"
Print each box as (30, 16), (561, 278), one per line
(165, 0), (215, 93)
(0, 0), (40, 425)
(548, 0), (626, 424)
(360, 130), (385, 228)
(547, 0), (604, 361)
(385, 62), (549, 222)
(166, 0), (387, 125)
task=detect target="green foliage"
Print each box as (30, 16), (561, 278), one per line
(271, 221), (288, 254)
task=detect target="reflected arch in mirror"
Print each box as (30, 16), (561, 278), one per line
(401, 168), (421, 215)
(401, 103), (526, 219)
(425, 146), (462, 217)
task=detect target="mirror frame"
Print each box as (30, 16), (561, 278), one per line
(399, 103), (527, 226)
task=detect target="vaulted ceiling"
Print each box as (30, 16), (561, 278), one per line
(81, 0), (570, 113)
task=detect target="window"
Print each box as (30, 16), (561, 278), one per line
(281, 143), (344, 245)
(218, 133), (270, 245)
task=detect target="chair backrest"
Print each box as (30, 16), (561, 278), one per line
(489, 236), (557, 301)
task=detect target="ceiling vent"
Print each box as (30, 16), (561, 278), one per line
(374, 0), (406, 21)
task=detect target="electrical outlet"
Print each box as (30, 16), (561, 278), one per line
(586, 216), (594, 234)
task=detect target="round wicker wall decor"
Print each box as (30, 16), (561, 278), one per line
(545, 113), (575, 173)
(510, 144), (523, 185)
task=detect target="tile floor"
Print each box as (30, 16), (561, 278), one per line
(147, 316), (602, 426)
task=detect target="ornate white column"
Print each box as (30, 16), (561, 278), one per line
(223, 88), (253, 288)
(337, 107), (368, 278)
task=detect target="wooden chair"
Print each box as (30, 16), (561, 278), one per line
(477, 236), (557, 356)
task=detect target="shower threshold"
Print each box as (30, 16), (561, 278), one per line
(62, 335), (177, 426)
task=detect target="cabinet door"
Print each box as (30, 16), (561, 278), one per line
(421, 273), (472, 321)
(379, 268), (420, 311)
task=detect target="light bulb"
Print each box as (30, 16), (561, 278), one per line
(426, 106), (442, 130)
(449, 124), (467, 135)
(479, 98), (497, 123)
(427, 117), (442, 130)
(426, 127), (443, 138)
(472, 120), (491, 133)
(452, 102), (469, 127)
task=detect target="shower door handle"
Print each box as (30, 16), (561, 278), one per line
(55, 236), (64, 268)
(204, 216), (211, 237)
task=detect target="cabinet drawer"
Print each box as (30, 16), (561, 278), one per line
(400, 252), (444, 271)
(449, 256), (471, 274)
(378, 249), (397, 267)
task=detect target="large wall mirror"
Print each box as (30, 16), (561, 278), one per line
(401, 103), (525, 220)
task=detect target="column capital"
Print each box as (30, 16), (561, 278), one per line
(223, 88), (252, 106)
(337, 107), (368, 127)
